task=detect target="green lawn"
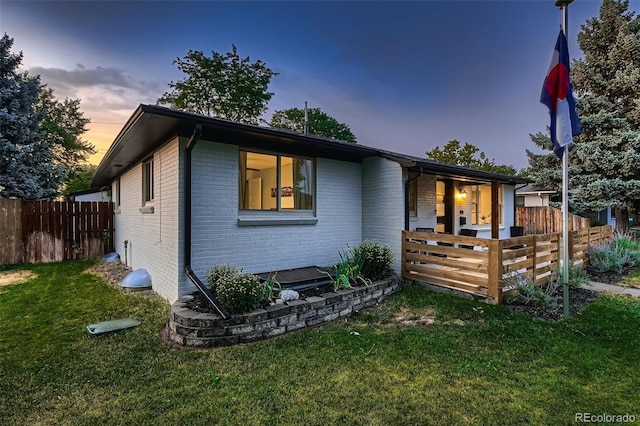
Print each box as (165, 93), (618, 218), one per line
(1, 260), (639, 425)
(620, 267), (640, 288)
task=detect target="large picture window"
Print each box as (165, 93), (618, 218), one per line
(470, 184), (502, 225)
(239, 151), (314, 211)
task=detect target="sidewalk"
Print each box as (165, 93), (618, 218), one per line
(589, 281), (640, 298)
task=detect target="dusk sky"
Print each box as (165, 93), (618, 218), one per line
(3, 0), (637, 169)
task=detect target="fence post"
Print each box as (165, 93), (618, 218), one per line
(567, 230), (574, 263)
(487, 239), (503, 304)
(401, 231), (407, 278)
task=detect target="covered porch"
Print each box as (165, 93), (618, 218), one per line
(401, 225), (613, 304)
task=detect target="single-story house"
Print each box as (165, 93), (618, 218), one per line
(65, 188), (111, 202)
(91, 104), (527, 306)
(515, 184), (616, 227)
(515, 184), (557, 207)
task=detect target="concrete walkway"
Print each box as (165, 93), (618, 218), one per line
(589, 281), (640, 298)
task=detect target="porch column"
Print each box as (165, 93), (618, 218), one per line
(444, 179), (455, 234)
(491, 182), (499, 239)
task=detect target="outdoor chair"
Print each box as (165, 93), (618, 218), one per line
(413, 228), (436, 259)
(508, 226), (525, 249)
(458, 228), (477, 250)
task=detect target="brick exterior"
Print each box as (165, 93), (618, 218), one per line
(111, 137), (517, 303)
(362, 157), (405, 274)
(112, 137), (182, 302)
(184, 141), (363, 298)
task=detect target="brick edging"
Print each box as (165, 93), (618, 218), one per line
(166, 276), (400, 348)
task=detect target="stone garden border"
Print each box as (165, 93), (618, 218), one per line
(166, 276), (400, 348)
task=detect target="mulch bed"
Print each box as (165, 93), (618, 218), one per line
(185, 283), (337, 314)
(89, 261), (133, 287)
(584, 265), (636, 284)
(505, 284), (600, 321)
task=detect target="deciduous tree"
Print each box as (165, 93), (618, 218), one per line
(37, 86), (94, 176)
(158, 45), (278, 124)
(269, 107), (357, 143)
(426, 140), (517, 175)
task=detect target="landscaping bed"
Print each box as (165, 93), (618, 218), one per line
(167, 277), (400, 348)
(505, 284), (599, 321)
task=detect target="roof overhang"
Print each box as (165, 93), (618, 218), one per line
(91, 104), (381, 187)
(92, 104), (530, 188)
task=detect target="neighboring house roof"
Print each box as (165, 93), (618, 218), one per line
(515, 184), (557, 195)
(66, 188), (109, 197)
(92, 104), (528, 187)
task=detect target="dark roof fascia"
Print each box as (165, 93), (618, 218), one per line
(382, 151), (530, 185)
(91, 104), (381, 187)
(92, 104), (530, 187)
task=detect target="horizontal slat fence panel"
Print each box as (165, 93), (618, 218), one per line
(402, 227), (610, 305)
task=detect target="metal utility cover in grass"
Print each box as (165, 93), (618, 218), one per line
(86, 318), (141, 336)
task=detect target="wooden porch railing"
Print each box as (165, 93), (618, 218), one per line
(402, 225), (613, 304)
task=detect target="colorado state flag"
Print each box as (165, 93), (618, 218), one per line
(540, 30), (582, 158)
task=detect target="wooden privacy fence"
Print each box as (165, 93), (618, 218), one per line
(516, 206), (590, 235)
(0, 199), (114, 264)
(402, 225), (613, 304)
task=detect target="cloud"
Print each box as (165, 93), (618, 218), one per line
(28, 64), (162, 99)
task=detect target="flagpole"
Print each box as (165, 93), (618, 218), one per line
(556, 0), (573, 319)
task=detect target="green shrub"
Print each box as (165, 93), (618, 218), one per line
(206, 264), (241, 291)
(588, 243), (635, 274)
(558, 264), (591, 288)
(320, 249), (368, 292)
(505, 274), (559, 314)
(206, 264), (265, 313)
(351, 240), (394, 281)
(215, 272), (265, 313)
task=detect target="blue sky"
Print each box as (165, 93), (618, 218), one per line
(2, 0), (637, 168)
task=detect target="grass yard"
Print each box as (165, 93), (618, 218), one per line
(620, 267), (640, 288)
(1, 260), (639, 425)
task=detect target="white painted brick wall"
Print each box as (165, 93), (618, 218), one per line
(112, 138), (181, 302)
(362, 157), (404, 274)
(183, 141), (363, 297)
(410, 174), (438, 231)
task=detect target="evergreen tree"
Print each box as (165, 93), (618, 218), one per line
(0, 34), (67, 199)
(524, 0), (640, 231)
(269, 107), (357, 143)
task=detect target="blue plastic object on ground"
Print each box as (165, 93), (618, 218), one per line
(101, 252), (120, 262)
(120, 269), (152, 288)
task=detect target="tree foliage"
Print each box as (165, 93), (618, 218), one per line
(61, 164), (97, 196)
(0, 34), (92, 200)
(158, 45), (278, 124)
(268, 107), (357, 143)
(524, 0), (640, 230)
(0, 34), (66, 199)
(426, 140), (517, 175)
(37, 86), (94, 176)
